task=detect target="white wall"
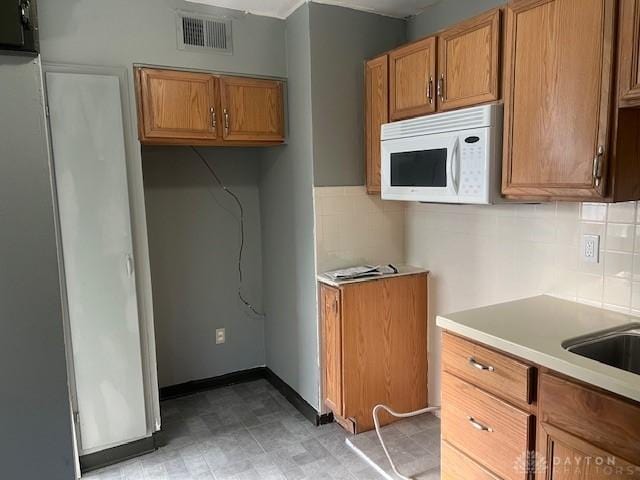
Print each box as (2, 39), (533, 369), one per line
(405, 201), (640, 405)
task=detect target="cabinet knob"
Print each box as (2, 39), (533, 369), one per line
(592, 145), (605, 187)
(210, 107), (216, 129)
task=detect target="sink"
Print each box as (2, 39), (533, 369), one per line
(563, 323), (640, 375)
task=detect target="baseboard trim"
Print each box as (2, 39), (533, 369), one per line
(80, 433), (158, 473)
(159, 367), (266, 401)
(159, 367), (331, 427)
(264, 367), (327, 426)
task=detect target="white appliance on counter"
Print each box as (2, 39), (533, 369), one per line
(381, 104), (503, 204)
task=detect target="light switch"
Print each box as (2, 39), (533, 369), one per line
(216, 328), (225, 344)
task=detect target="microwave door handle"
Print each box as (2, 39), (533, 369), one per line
(452, 138), (461, 193)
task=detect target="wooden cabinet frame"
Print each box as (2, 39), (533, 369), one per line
(134, 67), (285, 146)
(618, 0), (640, 107)
(137, 68), (219, 142)
(437, 9), (501, 111)
(364, 55), (388, 194)
(501, 0), (616, 200)
(389, 36), (437, 121)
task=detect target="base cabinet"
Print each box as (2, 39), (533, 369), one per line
(320, 273), (428, 433)
(441, 333), (640, 480)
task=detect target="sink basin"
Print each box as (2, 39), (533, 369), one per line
(563, 323), (640, 375)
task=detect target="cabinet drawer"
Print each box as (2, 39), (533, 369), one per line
(443, 332), (534, 405)
(441, 441), (501, 480)
(442, 372), (532, 480)
(539, 373), (640, 465)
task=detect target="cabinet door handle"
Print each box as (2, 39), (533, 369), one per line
(468, 357), (495, 372)
(592, 145), (605, 187)
(427, 76), (434, 104)
(468, 416), (493, 432)
(223, 109), (230, 135)
(210, 107), (216, 129)
(437, 74), (445, 101)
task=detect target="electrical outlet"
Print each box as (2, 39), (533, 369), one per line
(215, 328), (225, 344)
(582, 234), (600, 264)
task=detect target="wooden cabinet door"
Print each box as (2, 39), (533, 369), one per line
(341, 274), (428, 432)
(502, 0), (616, 199)
(389, 36), (437, 121)
(320, 285), (342, 416)
(137, 68), (218, 142)
(219, 76), (284, 142)
(365, 55), (388, 195)
(437, 9), (501, 111)
(539, 423), (640, 479)
(618, 0), (640, 107)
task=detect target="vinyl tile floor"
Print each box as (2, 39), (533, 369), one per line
(345, 413), (441, 480)
(83, 379), (389, 480)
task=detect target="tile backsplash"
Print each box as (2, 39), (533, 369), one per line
(406, 201), (640, 315)
(313, 186), (405, 273)
(313, 191), (640, 405)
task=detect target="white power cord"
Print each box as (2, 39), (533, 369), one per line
(372, 404), (442, 480)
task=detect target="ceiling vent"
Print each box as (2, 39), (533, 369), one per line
(176, 11), (232, 54)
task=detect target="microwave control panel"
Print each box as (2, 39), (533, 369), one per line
(459, 135), (487, 197)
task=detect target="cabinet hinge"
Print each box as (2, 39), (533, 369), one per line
(45, 105), (50, 117)
(73, 411), (79, 424)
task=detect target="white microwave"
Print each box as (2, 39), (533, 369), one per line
(381, 104), (503, 204)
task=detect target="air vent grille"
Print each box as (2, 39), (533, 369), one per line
(176, 11), (232, 54)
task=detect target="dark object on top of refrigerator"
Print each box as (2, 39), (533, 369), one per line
(0, 0), (38, 55)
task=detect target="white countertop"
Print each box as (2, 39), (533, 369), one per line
(317, 265), (428, 288)
(437, 295), (640, 403)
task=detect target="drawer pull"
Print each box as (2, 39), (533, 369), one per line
(468, 416), (493, 432)
(468, 357), (495, 372)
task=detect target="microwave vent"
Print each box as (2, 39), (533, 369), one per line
(382, 104), (502, 140)
(176, 11), (232, 54)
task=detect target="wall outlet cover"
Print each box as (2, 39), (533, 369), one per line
(582, 234), (600, 264)
(215, 328), (225, 344)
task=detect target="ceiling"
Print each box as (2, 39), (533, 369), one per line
(185, 0), (442, 19)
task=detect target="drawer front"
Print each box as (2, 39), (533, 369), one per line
(441, 440), (501, 480)
(442, 372), (532, 480)
(443, 332), (534, 405)
(539, 373), (640, 465)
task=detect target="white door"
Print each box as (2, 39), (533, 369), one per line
(46, 72), (147, 453)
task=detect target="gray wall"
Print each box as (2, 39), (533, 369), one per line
(260, 3), (320, 409)
(38, 0), (286, 387)
(309, 3), (405, 186)
(143, 147), (265, 387)
(407, 0), (504, 39)
(0, 55), (75, 479)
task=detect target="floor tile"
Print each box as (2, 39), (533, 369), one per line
(84, 380), (394, 479)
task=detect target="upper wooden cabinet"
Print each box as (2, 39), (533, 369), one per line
(135, 67), (285, 146)
(219, 76), (284, 142)
(502, 0), (616, 200)
(137, 68), (218, 142)
(618, 0), (640, 107)
(364, 55), (388, 194)
(438, 9), (501, 111)
(389, 36), (437, 121)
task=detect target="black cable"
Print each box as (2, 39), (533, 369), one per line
(191, 146), (265, 317)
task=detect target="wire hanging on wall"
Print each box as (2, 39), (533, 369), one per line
(191, 146), (265, 318)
